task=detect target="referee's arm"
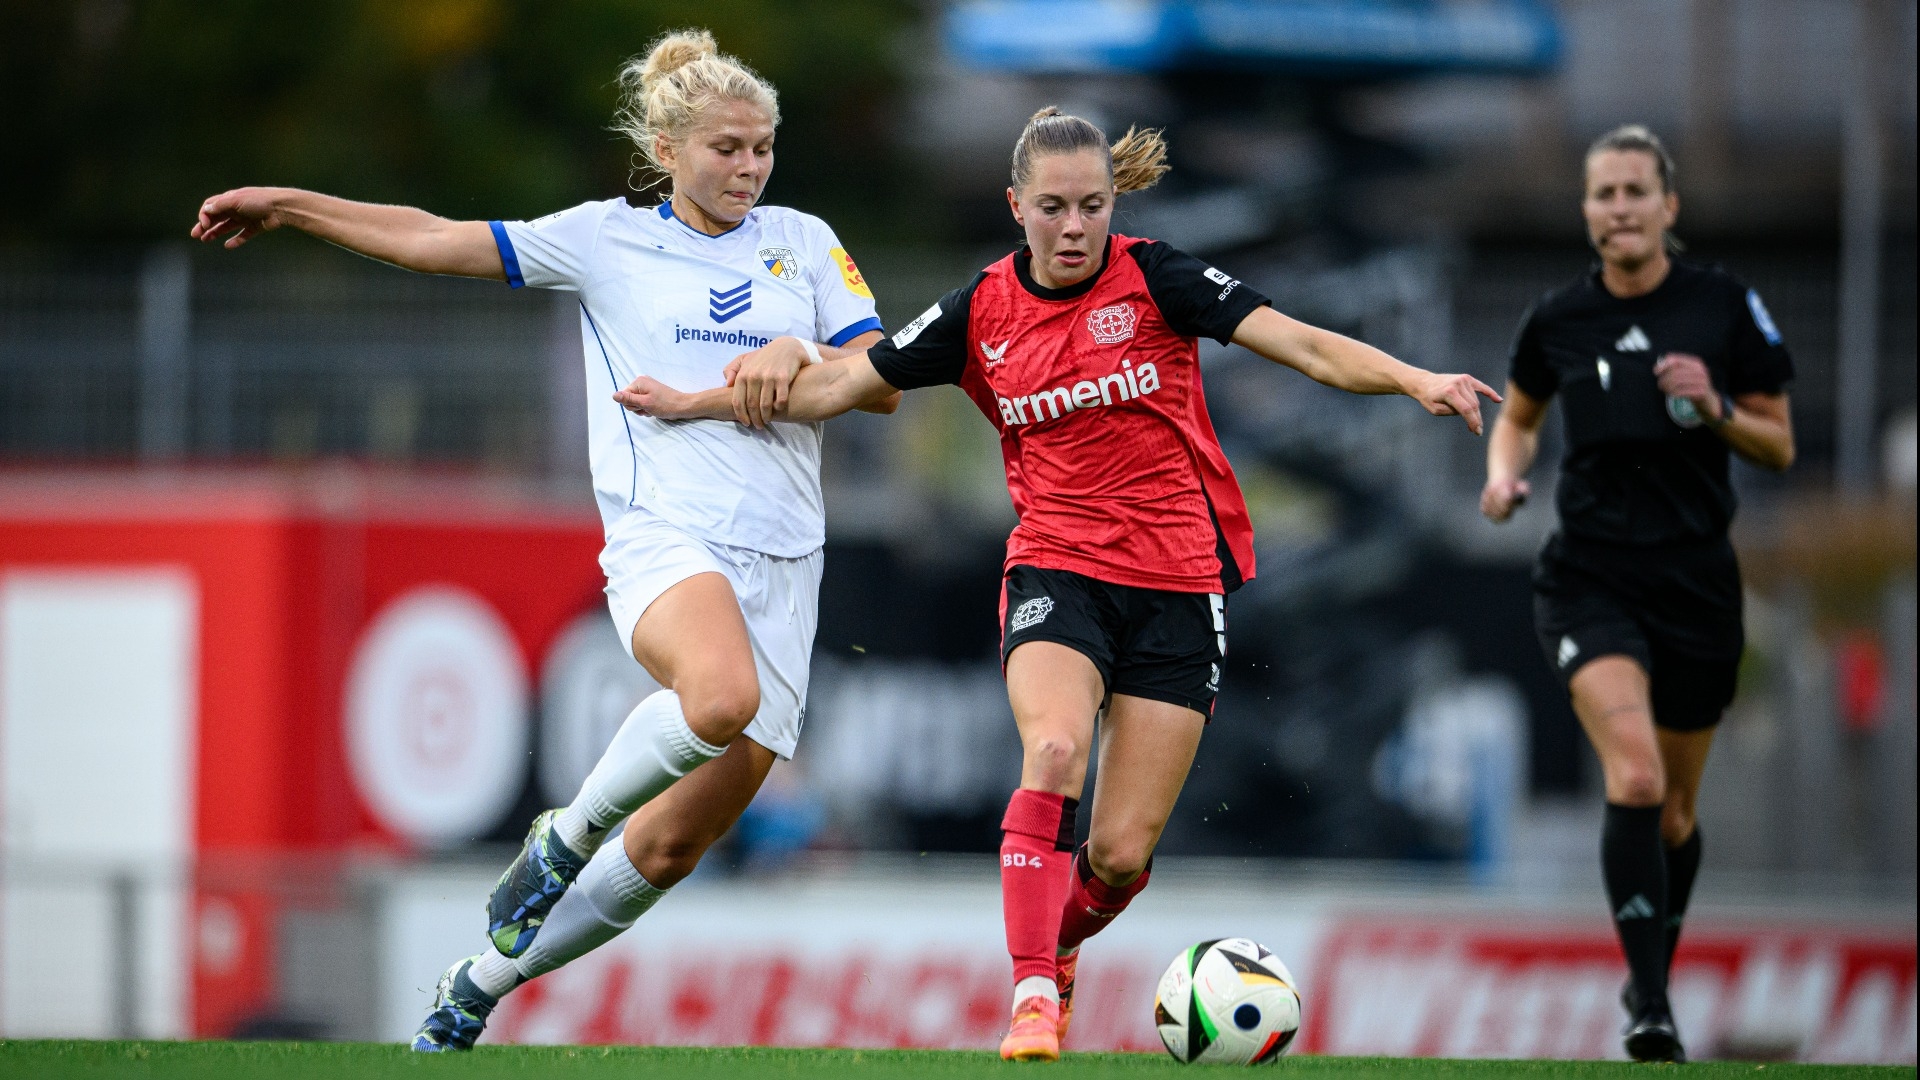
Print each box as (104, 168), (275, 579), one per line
(1482, 381), (1548, 523)
(1654, 354), (1795, 471)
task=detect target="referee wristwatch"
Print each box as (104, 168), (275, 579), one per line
(1706, 391), (1735, 428)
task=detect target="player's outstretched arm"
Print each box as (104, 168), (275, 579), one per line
(724, 333), (898, 427)
(1482, 380), (1547, 523)
(191, 187), (504, 280)
(614, 352), (898, 427)
(1230, 305), (1500, 435)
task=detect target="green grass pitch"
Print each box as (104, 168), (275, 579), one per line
(0, 1042), (1908, 1080)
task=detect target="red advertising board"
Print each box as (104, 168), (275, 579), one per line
(0, 468), (607, 1035)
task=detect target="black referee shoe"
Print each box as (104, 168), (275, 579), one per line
(1623, 1001), (1686, 1063)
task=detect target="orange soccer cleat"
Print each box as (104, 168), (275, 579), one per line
(1054, 949), (1080, 1043)
(999, 994), (1062, 1062)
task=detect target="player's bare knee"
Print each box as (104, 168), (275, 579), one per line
(1023, 733), (1082, 784)
(1610, 761), (1665, 808)
(1087, 836), (1150, 886)
(1661, 799), (1696, 845)
(680, 679), (760, 745)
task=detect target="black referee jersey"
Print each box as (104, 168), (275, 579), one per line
(1513, 261), (1794, 714)
(1510, 259), (1795, 547)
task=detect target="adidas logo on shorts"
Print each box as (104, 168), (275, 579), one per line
(1616, 894), (1656, 921)
(1010, 596), (1054, 631)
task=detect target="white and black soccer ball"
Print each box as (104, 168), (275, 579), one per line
(1154, 938), (1302, 1064)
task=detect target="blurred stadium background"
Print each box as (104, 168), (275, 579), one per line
(0, 0), (1912, 1063)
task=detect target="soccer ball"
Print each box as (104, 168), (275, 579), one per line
(1153, 938), (1302, 1064)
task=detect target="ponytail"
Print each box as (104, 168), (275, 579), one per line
(1109, 125), (1169, 195)
(1011, 106), (1169, 196)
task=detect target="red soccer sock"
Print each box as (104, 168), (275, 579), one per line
(1000, 788), (1078, 984)
(1057, 844), (1151, 953)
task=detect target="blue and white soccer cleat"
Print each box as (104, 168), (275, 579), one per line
(486, 808), (590, 958)
(411, 956), (498, 1052)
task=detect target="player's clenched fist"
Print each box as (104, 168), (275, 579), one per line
(1480, 475), (1531, 522)
(613, 376), (693, 420)
(726, 337), (810, 428)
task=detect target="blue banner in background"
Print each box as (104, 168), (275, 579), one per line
(945, 0), (1562, 77)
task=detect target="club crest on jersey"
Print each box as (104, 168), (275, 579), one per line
(980, 339), (1010, 368)
(709, 281), (751, 324)
(1087, 303), (1136, 344)
(1010, 596), (1054, 631)
(758, 246), (798, 281)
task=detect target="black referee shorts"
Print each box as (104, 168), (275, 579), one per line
(1000, 564), (1225, 717)
(1532, 534), (1744, 732)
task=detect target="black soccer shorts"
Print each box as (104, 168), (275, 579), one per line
(999, 564), (1225, 716)
(1532, 534), (1744, 732)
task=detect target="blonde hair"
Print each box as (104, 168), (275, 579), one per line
(1010, 106), (1170, 196)
(613, 29), (781, 188)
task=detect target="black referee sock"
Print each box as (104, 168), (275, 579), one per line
(1602, 802), (1669, 1011)
(1664, 827), (1703, 973)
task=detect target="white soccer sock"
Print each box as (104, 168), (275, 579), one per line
(467, 948), (524, 1000)
(1014, 975), (1059, 1009)
(553, 689), (725, 855)
(513, 842), (667, 980)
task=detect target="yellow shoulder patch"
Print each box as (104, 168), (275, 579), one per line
(831, 247), (873, 299)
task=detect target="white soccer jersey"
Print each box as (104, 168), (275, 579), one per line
(491, 199), (883, 556)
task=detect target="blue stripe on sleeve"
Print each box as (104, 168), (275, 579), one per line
(488, 220), (525, 289)
(827, 316), (885, 348)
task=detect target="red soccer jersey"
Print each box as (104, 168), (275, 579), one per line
(866, 234), (1265, 593)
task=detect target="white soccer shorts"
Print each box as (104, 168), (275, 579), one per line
(600, 508), (823, 760)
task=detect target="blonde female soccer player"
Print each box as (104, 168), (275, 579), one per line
(622, 107), (1496, 1062)
(192, 29), (894, 1051)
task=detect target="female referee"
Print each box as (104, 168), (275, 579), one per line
(620, 106), (1498, 1062)
(1480, 125), (1795, 1062)
(192, 30), (895, 1051)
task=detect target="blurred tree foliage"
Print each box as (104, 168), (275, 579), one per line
(0, 0), (917, 244)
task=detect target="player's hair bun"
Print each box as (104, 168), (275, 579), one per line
(615, 29), (780, 190)
(639, 29), (717, 88)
